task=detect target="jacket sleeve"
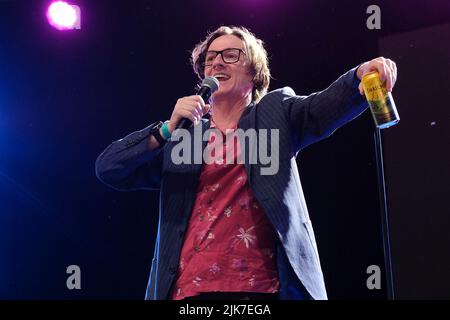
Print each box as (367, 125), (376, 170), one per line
(277, 66), (368, 152)
(95, 122), (164, 191)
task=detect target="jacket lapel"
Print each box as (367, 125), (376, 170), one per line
(238, 103), (257, 185)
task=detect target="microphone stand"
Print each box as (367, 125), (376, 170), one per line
(374, 127), (395, 300)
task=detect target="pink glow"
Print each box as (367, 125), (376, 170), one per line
(47, 1), (80, 30)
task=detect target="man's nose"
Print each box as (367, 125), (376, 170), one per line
(212, 53), (225, 67)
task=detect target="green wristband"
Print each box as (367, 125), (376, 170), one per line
(161, 120), (171, 140)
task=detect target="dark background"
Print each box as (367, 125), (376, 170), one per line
(379, 24), (450, 299)
(0, 0), (449, 299)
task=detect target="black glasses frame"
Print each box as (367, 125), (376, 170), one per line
(203, 48), (246, 67)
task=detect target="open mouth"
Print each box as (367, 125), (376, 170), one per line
(214, 73), (231, 82)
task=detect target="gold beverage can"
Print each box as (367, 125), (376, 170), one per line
(362, 71), (400, 129)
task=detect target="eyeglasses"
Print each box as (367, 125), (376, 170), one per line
(203, 48), (246, 67)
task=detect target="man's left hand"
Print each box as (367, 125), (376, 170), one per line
(356, 57), (397, 95)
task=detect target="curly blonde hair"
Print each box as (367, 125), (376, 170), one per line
(191, 26), (271, 103)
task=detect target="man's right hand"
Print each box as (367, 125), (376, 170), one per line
(167, 95), (211, 133)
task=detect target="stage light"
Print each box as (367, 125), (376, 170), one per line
(46, 1), (81, 30)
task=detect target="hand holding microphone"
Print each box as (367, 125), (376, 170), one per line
(167, 76), (219, 133)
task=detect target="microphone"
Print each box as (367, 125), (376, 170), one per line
(176, 76), (220, 129)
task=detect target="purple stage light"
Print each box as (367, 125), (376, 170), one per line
(46, 1), (81, 30)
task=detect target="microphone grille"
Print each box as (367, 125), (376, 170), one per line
(202, 76), (220, 93)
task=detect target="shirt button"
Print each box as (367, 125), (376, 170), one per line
(199, 215), (204, 221)
(194, 246), (200, 253)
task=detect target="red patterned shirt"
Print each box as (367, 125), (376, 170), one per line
(171, 120), (279, 300)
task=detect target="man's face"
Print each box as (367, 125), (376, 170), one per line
(204, 35), (253, 101)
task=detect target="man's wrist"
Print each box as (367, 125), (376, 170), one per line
(160, 120), (171, 140)
(356, 62), (368, 80)
(149, 121), (168, 147)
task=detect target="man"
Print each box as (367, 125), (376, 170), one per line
(95, 26), (397, 300)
